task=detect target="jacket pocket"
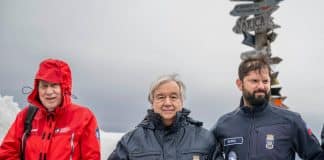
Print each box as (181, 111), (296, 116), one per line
(255, 123), (291, 159)
(129, 151), (161, 160)
(180, 149), (209, 160)
(51, 129), (78, 159)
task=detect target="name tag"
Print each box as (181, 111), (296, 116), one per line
(224, 137), (243, 146)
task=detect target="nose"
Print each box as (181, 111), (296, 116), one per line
(163, 97), (172, 105)
(256, 81), (267, 90)
(45, 87), (54, 94)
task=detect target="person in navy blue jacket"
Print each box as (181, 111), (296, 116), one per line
(211, 57), (323, 160)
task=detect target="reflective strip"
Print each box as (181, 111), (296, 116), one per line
(21, 131), (28, 160)
(70, 133), (75, 160)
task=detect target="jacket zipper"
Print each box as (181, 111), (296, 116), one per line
(248, 113), (255, 159)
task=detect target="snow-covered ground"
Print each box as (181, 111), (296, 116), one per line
(0, 95), (124, 160)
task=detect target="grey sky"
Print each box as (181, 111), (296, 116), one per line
(1, 0), (323, 135)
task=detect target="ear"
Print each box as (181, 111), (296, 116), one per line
(236, 79), (243, 91)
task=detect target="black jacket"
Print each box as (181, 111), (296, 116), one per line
(322, 124), (324, 149)
(212, 100), (323, 160)
(108, 108), (217, 160)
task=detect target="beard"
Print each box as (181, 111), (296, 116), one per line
(243, 88), (270, 106)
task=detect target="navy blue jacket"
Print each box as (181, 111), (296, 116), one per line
(321, 125), (324, 149)
(212, 100), (323, 160)
(108, 108), (217, 160)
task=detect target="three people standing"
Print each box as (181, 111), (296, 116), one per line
(1, 57), (323, 160)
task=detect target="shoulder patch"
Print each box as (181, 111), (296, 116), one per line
(96, 128), (100, 140)
(305, 123), (313, 136)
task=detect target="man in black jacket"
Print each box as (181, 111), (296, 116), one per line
(108, 74), (220, 160)
(211, 57), (323, 160)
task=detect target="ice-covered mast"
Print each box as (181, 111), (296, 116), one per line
(230, 0), (287, 108)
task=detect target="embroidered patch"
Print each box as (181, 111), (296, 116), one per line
(305, 123), (313, 136)
(228, 151), (237, 160)
(307, 128), (313, 136)
(96, 128), (100, 140)
(192, 155), (200, 160)
(224, 137), (243, 146)
(265, 134), (274, 149)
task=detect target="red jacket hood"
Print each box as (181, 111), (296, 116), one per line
(28, 58), (72, 112)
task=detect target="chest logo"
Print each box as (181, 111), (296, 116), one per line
(266, 134), (274, 149)
(54, 127), (71, 134)
(224, 137), (243, 146)
(228, 151), (237, 160)
(31, 128), (38, 132)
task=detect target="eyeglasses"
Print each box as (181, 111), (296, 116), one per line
(153, 94), (181, 103)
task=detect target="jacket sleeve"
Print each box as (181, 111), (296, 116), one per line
(321, 124), (324, 149)
(316, 125), (324, 160)
(80, 109), (101, 160)
(211, 124), (225, 160)
(0, 110), (25, 160)
(292, 114), (322, 159)
(211, 142), (224, 160)
(107, 136), (129, 160)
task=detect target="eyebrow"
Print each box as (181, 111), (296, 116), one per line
(155, 92), (179, 96)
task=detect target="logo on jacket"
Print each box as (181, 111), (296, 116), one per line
(192, 155), (200, 160)
(307, 128), (313, 136)
(54, 127), (71, 134)
(305, 123), (313, 136)
(266, 134), (274, 149)
(228, 151), (237, 160)
(224, 137), (243, 146)
(31, 128), (38, 132)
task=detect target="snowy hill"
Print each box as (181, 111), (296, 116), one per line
(0, 95), (20, 141)
(0, 95), (123, 160)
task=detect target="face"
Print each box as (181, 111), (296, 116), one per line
(152, 81), (183, 126)
(236, 68), (271, 107)
(38, 80), (62, 111)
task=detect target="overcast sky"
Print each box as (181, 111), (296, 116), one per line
(1, 0), (323, 135)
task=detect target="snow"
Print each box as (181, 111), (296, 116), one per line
(0, 95), (124, 160)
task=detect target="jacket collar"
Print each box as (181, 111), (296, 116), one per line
(138, 108), (202, 131)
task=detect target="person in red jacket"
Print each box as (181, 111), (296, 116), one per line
(0, 58), (100, 160)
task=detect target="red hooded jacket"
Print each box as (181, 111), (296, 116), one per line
(0, 59), (101, 160)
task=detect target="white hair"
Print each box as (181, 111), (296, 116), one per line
(148, 74), (186, 104)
